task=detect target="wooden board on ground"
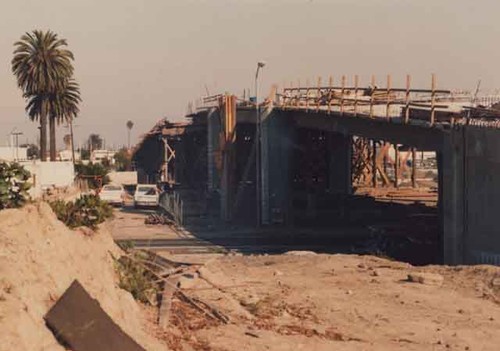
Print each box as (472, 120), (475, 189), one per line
(44, 280), (146, 351)
(158, 276), (179, 329)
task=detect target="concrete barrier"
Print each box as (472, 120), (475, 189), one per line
(20, 161), (75, 198)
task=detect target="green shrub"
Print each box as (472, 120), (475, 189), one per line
(0, 162), (31, 210)
(114, 252), (159, 305)
(50, 194), (113, 229)
(74, 163), (110, 189)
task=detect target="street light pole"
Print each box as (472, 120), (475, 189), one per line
(255, 61), (266, 227)
(11, 130), (23, 161)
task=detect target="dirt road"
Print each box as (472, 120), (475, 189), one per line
(108, 207), (500, 351)
(147, 253), (500, 351)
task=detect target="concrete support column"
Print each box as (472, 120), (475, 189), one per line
(262, 109), (294, 225)
(440, 129), (465, 265)
(207, 108), (220, 192)
(260, 106), (273, 225)
(328, 132), (352, 195)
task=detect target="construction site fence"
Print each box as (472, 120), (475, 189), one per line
(159, 191), (184, 226)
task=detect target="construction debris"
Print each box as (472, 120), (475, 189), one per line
(45, 280), (146, 351)
(407, 272), (444, 286)
(145, 213), (174, 225)
(158, 276), (179, 329)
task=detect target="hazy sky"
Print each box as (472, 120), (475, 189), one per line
(1, 0), (499, 148)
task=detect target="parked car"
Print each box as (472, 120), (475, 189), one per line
(99, 184), (125, 206)
(133, 184), (160, 208)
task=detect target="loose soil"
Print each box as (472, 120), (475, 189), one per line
(0, 203), (164, 351)
(151, 253), (500, 351)
(1, 203), (500, 350)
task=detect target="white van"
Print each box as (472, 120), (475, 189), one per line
(133, 184), (159, 208)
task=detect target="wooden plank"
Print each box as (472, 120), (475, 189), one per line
(283, 87), (450, 94)
(45, 280), (146, 351)
(158, 276), (179, 329)
(376, 164), (391, 186)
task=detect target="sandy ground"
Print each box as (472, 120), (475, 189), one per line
(108, 207), (500, 351)
(148, 253), (500, 351)
(2, 203), (500, 351)
(0, 203), (164, 351)
(110, 206), (182, 241)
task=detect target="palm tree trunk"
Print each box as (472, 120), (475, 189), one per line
(40, 103), (47, 162)
(49, 116), (56, 161)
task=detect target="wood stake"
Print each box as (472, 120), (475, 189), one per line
(431, 74), (436, 125)
(372, 140), (377, 188)
(341, 75), (346, 115)
(306, 78), (310, 111)
(394, 144), (399, 188)
(354, 75), (359, 117)
(405, 74), (411, 123)
(317, 76), (322, 113)
(411, 147), (417, 188)
(370, 75), (375, 118)
(328, 76), (333, 114)
(386, 74), (392, 118)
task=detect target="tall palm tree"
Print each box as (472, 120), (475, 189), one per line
(49, 79), (81, 160)
(126, 120), (134, 149)
(25, 79), (81, 160)
(12, 30), (75, 161)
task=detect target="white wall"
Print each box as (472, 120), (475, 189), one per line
(20, 161), (75, 198)
(108, 171), (137, 185)
(0, 146), (28, 162)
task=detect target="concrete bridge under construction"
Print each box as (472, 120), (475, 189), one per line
(133, 75), (500, 266)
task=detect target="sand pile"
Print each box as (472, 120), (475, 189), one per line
(0, 202), (164, 351)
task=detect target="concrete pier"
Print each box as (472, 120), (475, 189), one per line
(168, 100), (500, 265)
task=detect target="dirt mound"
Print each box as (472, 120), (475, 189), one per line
(161, 253), (500, 351)
(0, 203), (165, 351)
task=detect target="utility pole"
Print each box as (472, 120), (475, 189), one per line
(11, 130), (23, 161)
(255, 61), (266, 227)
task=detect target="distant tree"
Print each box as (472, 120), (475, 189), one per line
(24, 79), (81, 159)
(88, 133), (103, 151)
(63, 134), (71, 149)
(75, 162), (110, 189)
(114, 148), (132, 171)
(12, 30), (75, 161)
(20, 143), (39, 159)
(126, 120), (134, 149)
(79, 148), (90, 160)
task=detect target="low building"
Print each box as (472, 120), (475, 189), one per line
(90, 150), (116, 165)
(0, 146), (28, 162)
(58, 149), (81, 162)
